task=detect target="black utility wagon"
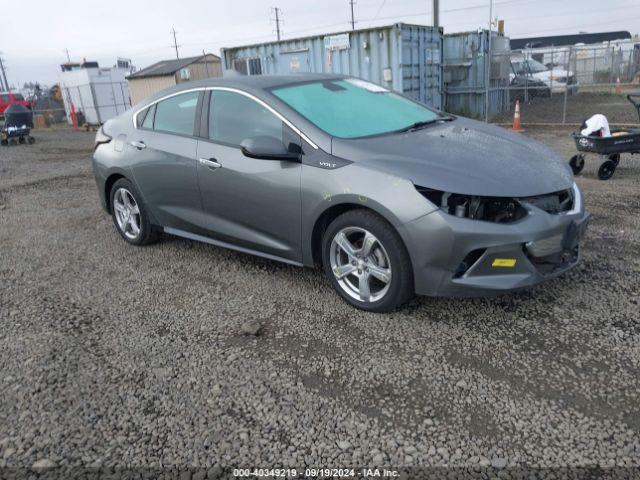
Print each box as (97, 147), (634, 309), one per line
(569, 94), (640, 180)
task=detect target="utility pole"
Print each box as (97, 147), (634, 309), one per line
(432, 0), (439, 28)
(0, 55), (9, 92)
(171, 28), (180, 59)
(272, 7), (282, 41)
(349, 0), (356, 30)
(485, 0), (493, 122)
(202, 49), (210, 76)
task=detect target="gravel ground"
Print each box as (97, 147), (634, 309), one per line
(494, 91), (640, 125)
(0, 128), (639, 479)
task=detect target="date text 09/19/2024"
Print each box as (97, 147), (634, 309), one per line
(232, 468), (400, 477)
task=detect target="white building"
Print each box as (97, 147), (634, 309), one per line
(59, 60), (132, 125)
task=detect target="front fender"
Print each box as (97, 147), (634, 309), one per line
(300, 163), (437, 266)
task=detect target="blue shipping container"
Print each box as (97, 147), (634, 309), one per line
(221, 23), (443, 109)
(443, 30), (511, 118)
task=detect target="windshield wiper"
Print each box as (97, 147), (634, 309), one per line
(395, 120), (438, 133)
(395, 116), (455, 133)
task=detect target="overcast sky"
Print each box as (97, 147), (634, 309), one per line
(2, 0), (639, 87)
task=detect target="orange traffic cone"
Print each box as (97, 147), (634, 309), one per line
(615, 77), (622, 94)
(512, 100), (523, 132)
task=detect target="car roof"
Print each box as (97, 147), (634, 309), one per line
(176, 73), (348, 91)
(134, 73), (352, 114)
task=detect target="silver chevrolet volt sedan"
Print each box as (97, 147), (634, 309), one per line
(92, 74), (589, 312)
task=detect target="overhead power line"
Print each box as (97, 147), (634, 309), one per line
(50, 0), (639, 60)
(368, 0), (387, 28)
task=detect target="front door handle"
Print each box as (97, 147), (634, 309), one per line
(199, 157), (222, 169)
(130, 140), (146, 150)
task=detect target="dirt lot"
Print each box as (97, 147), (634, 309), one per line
(0, 128), (639, 479)
(494, 91), (640, 126)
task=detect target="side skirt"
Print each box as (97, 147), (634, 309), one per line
(163, 227), (304, 267)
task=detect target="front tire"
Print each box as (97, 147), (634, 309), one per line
(109, 178), (158, 246)
(322, 209), (414, 312)
(569, 154), (585, 175)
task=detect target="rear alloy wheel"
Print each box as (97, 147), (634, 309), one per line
(322, 210), (413, 312)
(598, 160), (616, 181)
(109, 178), (158, 246)
(113, 188), (141, 240)
(569, 154), (585, 175)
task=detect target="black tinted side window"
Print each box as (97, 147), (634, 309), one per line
(153, 92), (198, 136)
(209, 91), (283, 146)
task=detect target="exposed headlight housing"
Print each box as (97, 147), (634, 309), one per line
(415, 185), (576, 223)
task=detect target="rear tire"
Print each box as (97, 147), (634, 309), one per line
(598, 160), (616, 180)
(109, 178), (159, 246)
(322, 209), (414, 312)
(569, 154), (585, 175)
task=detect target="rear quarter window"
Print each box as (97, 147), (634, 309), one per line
(142, 105), (155, 129)
(136, 106), (151, 128)
(153, 92), (198, 136)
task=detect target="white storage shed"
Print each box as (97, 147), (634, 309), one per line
(59, 61), (131, 125)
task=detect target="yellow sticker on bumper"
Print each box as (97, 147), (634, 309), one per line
(492, 258), (517, 268)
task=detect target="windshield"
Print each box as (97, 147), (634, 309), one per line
(271, 79), (440, 138)
(526, 59), (548, 74)
(513, 59), (548, 75)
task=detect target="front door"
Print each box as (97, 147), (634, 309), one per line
(196, 89), (303, 263)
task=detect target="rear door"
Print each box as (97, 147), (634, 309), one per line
(128, 90), (203, 232)
(195, 89), (303, 263)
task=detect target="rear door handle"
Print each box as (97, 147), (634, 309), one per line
(199, 157), (222, 169)
(130, 140), (146, 150)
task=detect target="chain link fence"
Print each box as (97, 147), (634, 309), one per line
(488, 40), (640, 126)
(30, 107), (69, 128)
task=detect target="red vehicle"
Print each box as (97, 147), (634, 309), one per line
(0, 91), (31, 116)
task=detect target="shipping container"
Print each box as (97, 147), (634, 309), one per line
(443, 30), (511, 118)
(222, 23), (443, 109)
(59, 63), (131, 125)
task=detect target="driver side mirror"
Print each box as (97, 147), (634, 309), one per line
(240, 136), (300, 161)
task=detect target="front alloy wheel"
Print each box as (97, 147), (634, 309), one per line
(322, 209), (414, 312)
(330, 227), (392, 303)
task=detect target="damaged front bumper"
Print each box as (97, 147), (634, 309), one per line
(400, 189), (590, 297)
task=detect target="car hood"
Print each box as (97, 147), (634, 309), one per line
(331, 117), (574, 197)
(534, 68), (571, 80)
